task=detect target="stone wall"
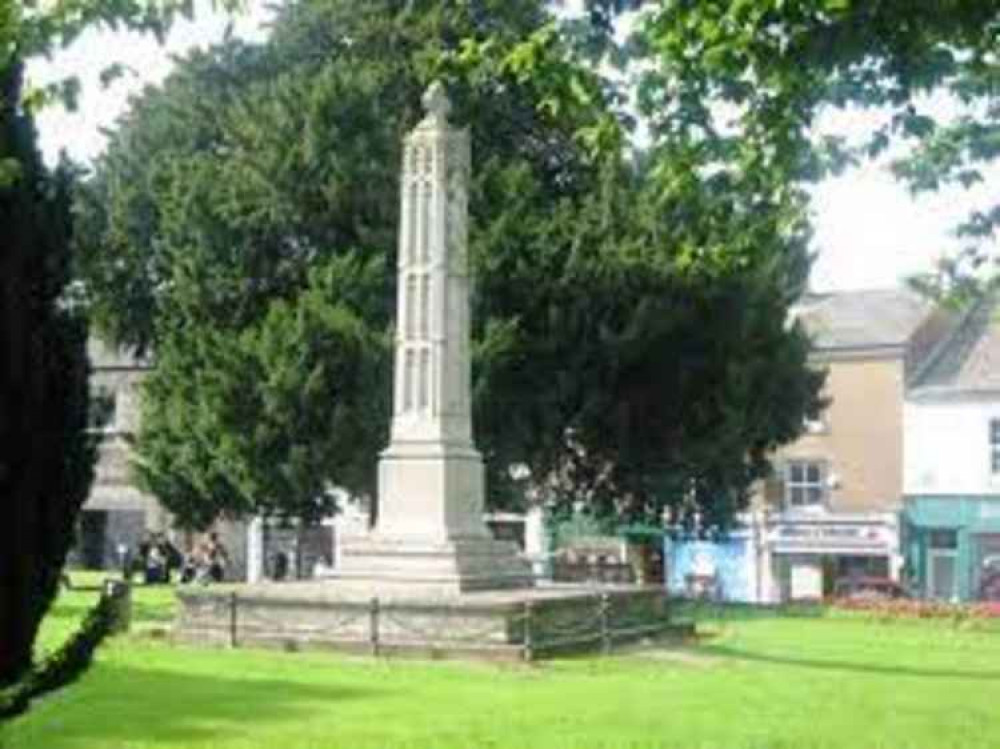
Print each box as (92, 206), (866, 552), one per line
(175, 584), (677, 660)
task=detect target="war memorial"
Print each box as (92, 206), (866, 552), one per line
(176, 83), (674, 660)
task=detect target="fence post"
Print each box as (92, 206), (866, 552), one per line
(522, 601), (534, 661)
(600, 592), (611, 655)
(102, 578), (132, 634)
(229, 591), (238, 648)
(370, 597), (380, 657)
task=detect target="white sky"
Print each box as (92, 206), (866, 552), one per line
(30, 2), (272, 161)
(28, 1), (997, 293)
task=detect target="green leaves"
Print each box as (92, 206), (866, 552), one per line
(470, 149), (819, 522)
(18, 0), (246, 59)
(80, 0), (822, 531)
(0, 157), (22, 188)
(440, 19), (623, 163)
(637, 0), (1000, 289)
(23, 75), (82, 113)
(135, 254), (390, 525)
(98, 61), (132, 88)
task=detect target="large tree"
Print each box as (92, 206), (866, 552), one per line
(0, 58), (96, 686)
(76, 0), (822, 531)
(137, 254), (390, 529)
(0, 0), (245, 691)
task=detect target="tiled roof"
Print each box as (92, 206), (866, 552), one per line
(910, 295), (1000, 393)
(791, 288), (933, 351)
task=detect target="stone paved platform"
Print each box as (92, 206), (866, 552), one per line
(175, 582), (683, 661)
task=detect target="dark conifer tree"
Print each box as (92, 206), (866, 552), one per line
(0, 58), (96, 686)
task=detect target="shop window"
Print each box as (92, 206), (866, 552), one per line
(990, 419), (1000, 474)
(785, 461), (825, 509)
(836, 555), (890, 579)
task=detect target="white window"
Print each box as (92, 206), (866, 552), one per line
(785, 460), (825, 508)
(89, 386), (117, 432)
(990, 420), (1000, 474)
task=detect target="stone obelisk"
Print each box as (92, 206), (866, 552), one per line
(337, 83), (532, 594)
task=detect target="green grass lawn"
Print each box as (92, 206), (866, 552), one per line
(31, 573), (178, 659)
(4, 579), (1000, 749)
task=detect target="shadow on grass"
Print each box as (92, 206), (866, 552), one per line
(701, 643), (1000, 681)
(671, 600), (826, 624)
(15, 660), (382, 745)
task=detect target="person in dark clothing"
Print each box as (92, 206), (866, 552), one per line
(179, 552), (198, 584)
(159, 536), (183, 582)
(205, 532), (229, 583)
(119, 544), (134, 582)
(271, 550), (289, 581)
(137, 532), (153, 566)
(144, 543), (166, 584)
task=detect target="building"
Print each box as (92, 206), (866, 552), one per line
(754, 288), (956, 601)
(903, 297), (1000, 601)
(74, 338), (163, 569)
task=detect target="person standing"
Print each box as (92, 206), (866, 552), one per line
(144, 543), (165, 584)
(118, 542), (133, 582)
(205, 532), (229, 583)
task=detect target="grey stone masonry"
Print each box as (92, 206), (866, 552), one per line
(335, 82), (531, 592)
(175, 583), (680, 661)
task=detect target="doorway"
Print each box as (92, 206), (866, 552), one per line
(927, 529), (958, 601)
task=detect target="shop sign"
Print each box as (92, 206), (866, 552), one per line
(769, 522), (891, 552)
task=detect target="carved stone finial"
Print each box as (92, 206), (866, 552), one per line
(421, 81), (451, 122)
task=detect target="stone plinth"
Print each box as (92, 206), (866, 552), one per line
(336, 535), (533, 594)
(175, 583), (680, 661)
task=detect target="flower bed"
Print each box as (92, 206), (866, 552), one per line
(831, 596), (1000, 624)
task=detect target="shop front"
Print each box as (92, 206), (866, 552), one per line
(763, 513), (900, 602)
(902, 496), (1000, 601)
